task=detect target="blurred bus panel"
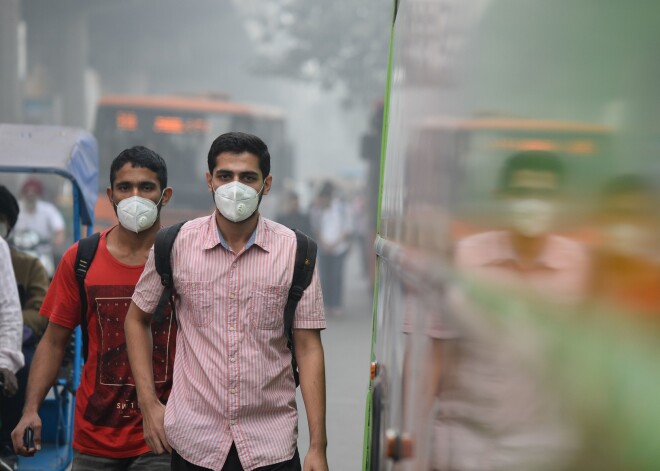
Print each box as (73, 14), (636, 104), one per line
(365, 1), (660, 470)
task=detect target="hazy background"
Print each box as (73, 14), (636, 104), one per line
(0, 1), (390, 468)
(0, 0), (390, 194)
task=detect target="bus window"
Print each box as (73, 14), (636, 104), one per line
(93, 95), (291, 229)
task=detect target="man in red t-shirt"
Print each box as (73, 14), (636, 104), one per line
(12, 146), (176, 470)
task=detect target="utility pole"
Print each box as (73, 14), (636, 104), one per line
(22, 0), (89, 127)
(0, 0), (21, 123)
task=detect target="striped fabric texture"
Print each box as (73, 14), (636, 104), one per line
(133, 215), (325, 471)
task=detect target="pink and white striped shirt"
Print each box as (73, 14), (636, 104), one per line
(132, 215), (326, 471)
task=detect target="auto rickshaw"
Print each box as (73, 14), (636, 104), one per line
(0, 123), (98, 471)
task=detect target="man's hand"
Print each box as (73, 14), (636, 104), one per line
(303, 447), (329, 471)
(0, 367), (18, 397)
(125, 300), (170, 454)
(11, 412), (42, 456)
(141, 400), (171, 455)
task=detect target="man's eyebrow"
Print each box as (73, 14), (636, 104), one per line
(214, 170), (260, 176)
(114, 179), (158, 185)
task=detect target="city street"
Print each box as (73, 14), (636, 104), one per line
(297, 250), (373, 470)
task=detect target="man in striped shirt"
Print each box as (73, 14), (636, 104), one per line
(126, 132), (328, 471)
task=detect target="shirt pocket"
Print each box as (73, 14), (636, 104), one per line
(248, 282), (289, 330)
(178, 280), (215, 326)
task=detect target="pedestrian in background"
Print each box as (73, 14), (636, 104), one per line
(311, 181), (352, 317)
(0, 234), (25, 468)
(276, 190), (313, 236)
(0, 185), (49, 470)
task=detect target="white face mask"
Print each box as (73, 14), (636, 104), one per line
(115, 194), (162, 233)
(0, 222), (7, 239)
(213, 181), (264, 222)
(508, 198), (557, 237)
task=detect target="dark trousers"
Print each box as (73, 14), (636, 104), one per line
(319, 250), (347, 309)
(171, 444), (301, 471)
(72, 450), (170, 470)
(0, 342), (36, 449)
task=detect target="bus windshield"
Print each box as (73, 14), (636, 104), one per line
(93, 95), (290, 227)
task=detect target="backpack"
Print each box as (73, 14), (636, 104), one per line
(74, 232), (101, 363)
(75, 225), (317, 386)
(284, 229), (318, 386)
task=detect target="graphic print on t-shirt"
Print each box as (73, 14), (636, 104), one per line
(83, 285), (174, 427)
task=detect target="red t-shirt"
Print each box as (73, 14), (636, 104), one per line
(40, 228), (176, 458)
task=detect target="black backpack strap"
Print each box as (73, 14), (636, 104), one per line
(74, 232), (101, 363)
(284, 229), (318, 387)
(153, 221), (186, 323)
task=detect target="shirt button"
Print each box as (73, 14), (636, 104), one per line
(229, 292), (235, 299)
(230, 388), (237, 394)
(230, 357), (236, 363)
(232, 263), (237, 268)
(230, 419), (237, 425)
(229, 325), (235, 331)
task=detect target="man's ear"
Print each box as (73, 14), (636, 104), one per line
(160, 187), (174, 207)
(206, 172), (214, 192)
(262, 175), (273, 196)
(106, 186), (114, 205)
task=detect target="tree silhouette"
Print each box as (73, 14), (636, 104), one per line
(237, 0), (392, 107)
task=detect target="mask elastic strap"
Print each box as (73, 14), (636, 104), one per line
(155, 191), (165, 207)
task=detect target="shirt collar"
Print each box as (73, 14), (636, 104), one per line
(202, 213), (270, 253)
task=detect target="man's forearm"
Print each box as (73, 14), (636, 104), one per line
(125, 305), (159, 406)
(295, 330), (327, 450)
(53, 229), (66, 247)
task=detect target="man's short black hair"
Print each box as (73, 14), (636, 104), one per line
(110, 146), (168, 190)
(498, 150), (565, 192)
(207, 132), (270, 178)
(0, 185), (19, 232)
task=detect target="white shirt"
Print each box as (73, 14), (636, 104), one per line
(15, 200), (65, 242)
(0, 237), (25, 373)
(315, 199), (352, 255)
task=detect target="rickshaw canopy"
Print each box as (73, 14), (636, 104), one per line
(0, 124), (98, 226)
